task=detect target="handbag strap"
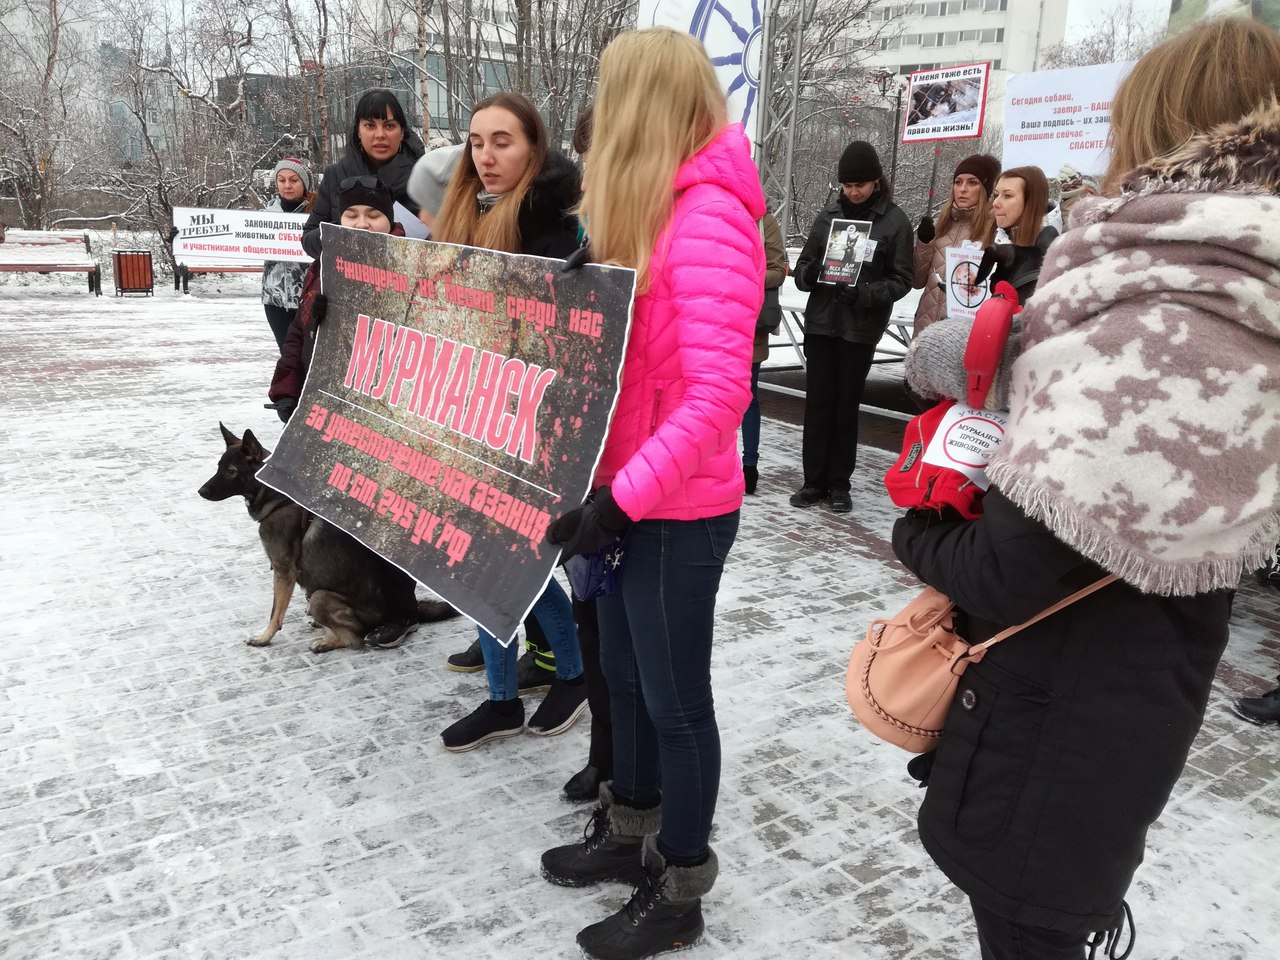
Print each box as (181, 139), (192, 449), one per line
(969, 573), (1119, 656)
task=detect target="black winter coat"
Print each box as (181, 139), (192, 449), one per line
(793, 192), (913, 345)
(892, 490), (1230, 936)
(992, 225), (1059, 304)
(508, 151), (581, 258)
(301, 149), (421, 258)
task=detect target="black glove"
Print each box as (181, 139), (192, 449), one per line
(560, 244), (592, 273)
(275, 397), (298, 423)
(835, 284), (860, 308)
(309, 293), (328, 326)
(802, 258), (822, 287)
(916, 216), (935, 244)
(974, 244), (1016, 286)
(547, 485), (631, 561)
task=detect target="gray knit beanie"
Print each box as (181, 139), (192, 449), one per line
(271, 157), (311, 194)
(408, 143), (465, 217)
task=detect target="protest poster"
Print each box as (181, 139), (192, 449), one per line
(256, 224), (636, 643)
(1001, 60), (1134, 176)
(944, 246), (989, 322)
(901, 62), (990, 144)
(819, 219), (874, 285)
(172, 207), (310, 263)
(921, 404), (1008, 490)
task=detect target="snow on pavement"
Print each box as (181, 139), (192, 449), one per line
(1, 280), (1277, 960)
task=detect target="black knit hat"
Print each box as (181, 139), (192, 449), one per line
(338, 175), (395, 223)
(837, 141), (883, 184)
(954, 154), (1001, 196)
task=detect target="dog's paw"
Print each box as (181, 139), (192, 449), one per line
(309, 637), (345, 653)
(308, 618), (321, 629)
(247, 633), (273, 647)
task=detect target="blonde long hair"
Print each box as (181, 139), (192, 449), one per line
(581, 28), (728, 292)
(434, 92), (548, 253)
(1105, 18), (1280, 192)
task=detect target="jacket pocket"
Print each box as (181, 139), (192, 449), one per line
(923, 659), (1051, 849)
(649, 388), (664, 436)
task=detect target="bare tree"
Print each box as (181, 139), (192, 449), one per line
(0, 0), (97, 227)
(1041, 1), (1165, 69)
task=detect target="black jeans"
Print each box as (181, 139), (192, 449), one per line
(973, 901), (1085, 960)
(800, 333), (877, 492)
(598, 513), (738, 863)
(263, 304), (295, 353)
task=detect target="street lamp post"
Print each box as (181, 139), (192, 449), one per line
(873, 70), (904, 187)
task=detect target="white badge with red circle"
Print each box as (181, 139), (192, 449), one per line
(921, 404), (1009, 490)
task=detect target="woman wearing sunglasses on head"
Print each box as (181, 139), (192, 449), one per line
(301, 88), (425, 258)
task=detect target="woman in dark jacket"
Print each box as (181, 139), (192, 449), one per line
(890, 19), (1280, 958)
(300, 89), (424, 258)
(791, 141), (912, 514)
(976, 165), (1057, 305)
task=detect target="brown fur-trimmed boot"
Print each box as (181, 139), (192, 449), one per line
(575, 835), (718, 960)
(541, 782), (659, 888)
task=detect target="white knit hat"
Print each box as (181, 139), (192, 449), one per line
(272, 157), (312, 194)
(408, 143), (465, 217)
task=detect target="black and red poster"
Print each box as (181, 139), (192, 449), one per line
(257, 224), (636, 643)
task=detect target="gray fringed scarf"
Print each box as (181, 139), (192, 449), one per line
(986, 102), (1280, 596)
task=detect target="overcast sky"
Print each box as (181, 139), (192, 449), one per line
(1063, 0), (1171, 40)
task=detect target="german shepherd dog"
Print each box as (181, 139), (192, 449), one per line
(198, 424), (457, 652)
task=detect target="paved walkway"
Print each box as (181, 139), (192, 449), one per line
(1, 282), (1277, 959)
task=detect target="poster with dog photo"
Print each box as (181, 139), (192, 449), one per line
(902, 62), (990, 144)
(257, 224), (636, 644)
(820, 219), (874, 285)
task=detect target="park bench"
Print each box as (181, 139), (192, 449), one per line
(0, 229), (101, 294)
(173, 255), (262, 294)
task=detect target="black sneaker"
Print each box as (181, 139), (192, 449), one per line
(563, 764), (606, 804)
(743, 465), (758, 495)
(440, 700), (524, 752)
(446, 638), (485, 673)
(575, 870), (704, 960)
(1233, 679), (1280, 725)
(542, 807), (645, 888)
(517, 648), (555, 694)
(789, 485), (827, 507)
(527, 677), (588, 736)
(364, 619), (418, 649)
(829, 490), (853, 513)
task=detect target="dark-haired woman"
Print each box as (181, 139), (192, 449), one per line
(301, 89), (425, 258)
(433, 92), (586, 752)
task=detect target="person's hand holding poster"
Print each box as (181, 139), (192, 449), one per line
(257, 224), (636, 643)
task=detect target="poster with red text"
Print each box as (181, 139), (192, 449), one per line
(256, 224), (636, 643)
(1002, 61), (1135, 177)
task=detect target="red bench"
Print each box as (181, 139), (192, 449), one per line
(0, 229), (101, 294)
(173, 256), (261, 294)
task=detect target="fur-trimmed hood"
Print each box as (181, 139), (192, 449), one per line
(516, 150), (582, 258)
(1132, 99), (1280, 193)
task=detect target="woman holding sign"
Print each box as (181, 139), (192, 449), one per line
(911, 153), (999, 336)
(432, 91), (589, 753)
(790, 141), (914, 514)
(892, 18), (1280, 959)
(539, 27), (764, 960)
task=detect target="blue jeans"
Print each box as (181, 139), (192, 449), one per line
(597, 512), (739, 863)
(479, 578), (582, 700)
(741, 362), (762, 467)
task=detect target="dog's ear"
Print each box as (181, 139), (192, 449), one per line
(219, 422), (238, 448)
(241, 429), (266, 462)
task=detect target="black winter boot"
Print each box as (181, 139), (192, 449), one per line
(541, 782), (658, 888)
(1234, 677), (1280, 725)
(576, 835), (718, 960)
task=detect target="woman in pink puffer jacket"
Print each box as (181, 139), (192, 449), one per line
(540, 27), (765, 960)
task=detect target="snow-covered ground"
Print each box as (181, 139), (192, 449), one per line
(1, 281), (1277, 960)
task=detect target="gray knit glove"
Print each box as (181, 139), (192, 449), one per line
(904, 314), (1021, 412)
